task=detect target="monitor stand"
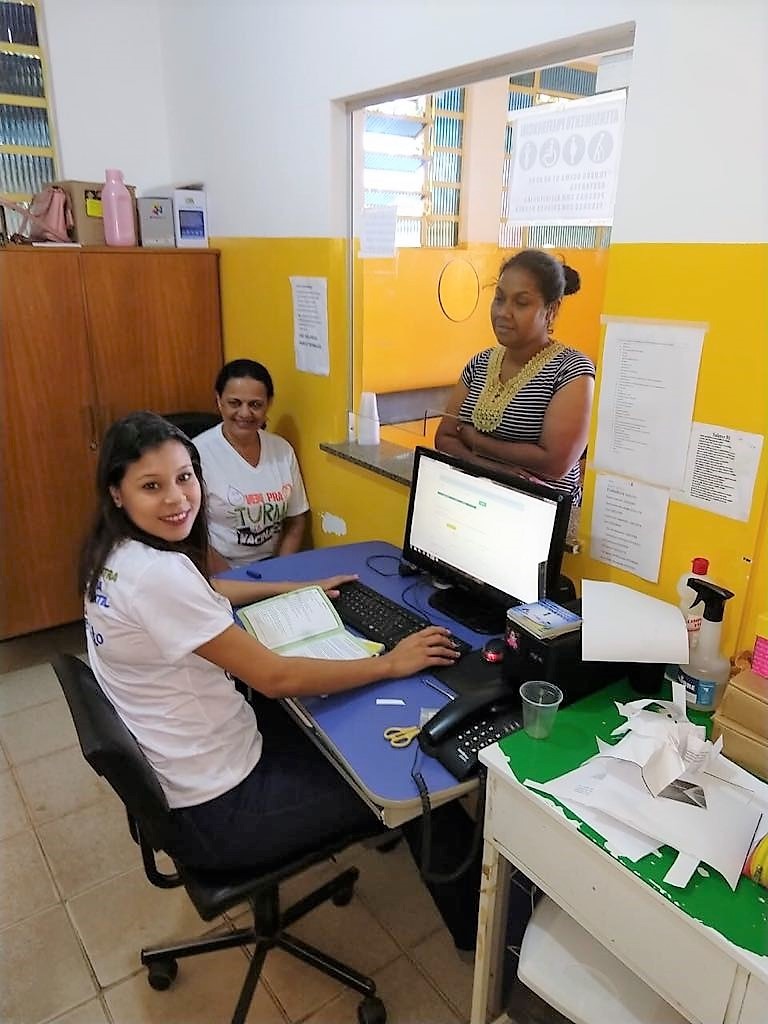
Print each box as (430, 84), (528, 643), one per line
(427, 586), (507, 635)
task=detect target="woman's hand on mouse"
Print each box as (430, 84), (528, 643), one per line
(384, 627), (460, 679)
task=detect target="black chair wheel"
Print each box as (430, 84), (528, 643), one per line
(331, 880), (355, 907)
(358, 995), (386, 1024)
(147, 958), (178, 991)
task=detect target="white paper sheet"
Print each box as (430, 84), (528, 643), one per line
(289, 276), (330, 376)
(280, 633), (370, 660)
(581, 580), (689, 664)
(359, 206), (397, 258)
(525, 761), (661, 862)
(590, 474), (669, 582)
(673, 423), (764, 522)
(576, 759), (760, 889)
(594, 319), (705, 488)
(239, 587), (338, 649)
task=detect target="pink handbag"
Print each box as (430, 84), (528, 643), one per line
(0, 185), (74, 243)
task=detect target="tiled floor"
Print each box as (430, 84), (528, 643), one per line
(0, 624), (559, 1024)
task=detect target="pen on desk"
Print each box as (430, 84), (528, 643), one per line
(246, 568), (262, 580)
(421, 677), (455, 701)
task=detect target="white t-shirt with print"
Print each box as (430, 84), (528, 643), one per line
(84, 540), (262, 809)
(195, 425), (309, 566)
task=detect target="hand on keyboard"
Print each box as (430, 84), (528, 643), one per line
(383, 627), (460, 679)
(311, 574), (359, 597)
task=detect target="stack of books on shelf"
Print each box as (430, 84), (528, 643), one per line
(507, 598), (582, 641)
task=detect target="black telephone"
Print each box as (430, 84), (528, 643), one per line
(418, 679), (522, 780)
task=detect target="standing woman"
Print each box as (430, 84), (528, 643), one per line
(79, 412), (481, 951)
(436, 249), (595, 497)
(195, 359), (309, 567)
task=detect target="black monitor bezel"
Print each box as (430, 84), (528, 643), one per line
(402, 446), (572, 609)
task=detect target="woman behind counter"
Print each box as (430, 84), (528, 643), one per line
(195, 359), (309, 567)
(436, 249), (595, 496)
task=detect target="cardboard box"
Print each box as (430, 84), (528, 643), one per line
(144, 185), (207, 247)
(712, 713), (768, 781)
(137, 197), (175, 248)
(720, 669), (768, 738)
(54, 179), (138, 246)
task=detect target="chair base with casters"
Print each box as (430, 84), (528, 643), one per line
(50, 654), (387, 1024)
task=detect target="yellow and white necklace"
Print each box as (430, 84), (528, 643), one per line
(471, 342), (564, 434)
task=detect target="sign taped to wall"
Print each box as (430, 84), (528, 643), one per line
(506, 91), (626, 227)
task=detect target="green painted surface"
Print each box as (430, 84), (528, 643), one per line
(498, 680), (768, 957)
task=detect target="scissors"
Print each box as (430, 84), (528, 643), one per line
(383, 725), (421, 748)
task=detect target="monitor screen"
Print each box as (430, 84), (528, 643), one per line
(402, 447), (571, 632)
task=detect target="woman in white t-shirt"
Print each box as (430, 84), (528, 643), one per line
(79, 412), (481, 952)
(195, 359), (309, 568)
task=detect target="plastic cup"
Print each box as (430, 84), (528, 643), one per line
(519, 680), (563, 739)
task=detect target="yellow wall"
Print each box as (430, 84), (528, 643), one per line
(361, 245), (609, 393)
(214, 236), (768, 660)
(578, 244), (768, 656)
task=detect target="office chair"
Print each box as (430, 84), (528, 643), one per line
(51, 654), (387, 1024)
(161, 410), (220, 438)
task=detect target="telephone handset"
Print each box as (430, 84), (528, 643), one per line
(418, 679), (522, 780)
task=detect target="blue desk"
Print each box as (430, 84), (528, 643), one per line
(222, 540), (484, 826)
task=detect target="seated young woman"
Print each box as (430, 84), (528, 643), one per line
(435, 248), (595, 498)
(195, 359), (309, 568)
(80, 412), (481, 952)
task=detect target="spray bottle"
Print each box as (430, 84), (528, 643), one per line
(677, 579), (734, 712)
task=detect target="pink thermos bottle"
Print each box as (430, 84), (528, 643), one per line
(102, 168), (136, 246)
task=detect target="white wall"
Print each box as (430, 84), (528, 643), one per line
(461, 77), (510, 245)
(43, 0), (767, 242)
(42, 0), (172, 189)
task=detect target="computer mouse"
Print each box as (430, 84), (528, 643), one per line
(481, 637), (506, 664)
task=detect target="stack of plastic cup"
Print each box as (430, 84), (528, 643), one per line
(519, 680), (563, 739)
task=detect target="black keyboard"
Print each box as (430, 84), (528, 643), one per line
(334, 580), (473, 655)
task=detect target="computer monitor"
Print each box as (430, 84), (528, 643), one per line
(402, 446), (572, 634)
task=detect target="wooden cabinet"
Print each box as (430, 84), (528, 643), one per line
(0, 248), (222, 639)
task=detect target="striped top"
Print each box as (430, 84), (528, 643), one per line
(458, 345), (595, 494)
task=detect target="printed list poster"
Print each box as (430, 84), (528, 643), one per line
(593, 319), (706, 489)
(674, 423), (764, 521)
(289, 276), (330, 376)
(591, 474), (669, 583)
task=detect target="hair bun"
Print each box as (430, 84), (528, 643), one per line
(562, 264), (581, 296)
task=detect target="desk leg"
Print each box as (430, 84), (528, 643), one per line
(723, 965), (749, 1024)
(471, 838), (510, 1024)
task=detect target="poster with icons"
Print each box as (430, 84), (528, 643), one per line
(506, 91), (626, 226)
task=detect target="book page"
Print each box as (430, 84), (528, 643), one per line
(279, 632), (374, 660)
(239, 587), (341, 649)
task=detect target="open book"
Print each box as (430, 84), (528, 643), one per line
(237, 586), (384, 660)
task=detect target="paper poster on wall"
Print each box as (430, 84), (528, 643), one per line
(289, 276), (330, 376)
(505, 91), (626, 226)
(672, 423), (764, 522)
(359, 206), (397, 258)
(593, 319), (706, 489)
(590, 474), (669, 583)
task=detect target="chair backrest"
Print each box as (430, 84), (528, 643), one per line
(161, 411), (220, 439)
(51, 654), (174, 852)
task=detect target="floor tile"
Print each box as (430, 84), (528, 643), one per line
(67, 865), (224, 987)
(48, 997), (110, 1024)
(0, 698), (78, 766)
(14, 746), (111, 826)
(304, 953), (462, 1024)
(0, 905), (95, 1024)
(37, 796), (141, 899)
(350, 841), (444, 949)
(0, 662), (61, 717)
(0, 622), (85, 675)
(105, 947), (286, 1024)
(411, 927), (476, 1021)
(0, 770), (30, 840)
(0, 744), (7, 771)
(0, 829), (59, 929)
